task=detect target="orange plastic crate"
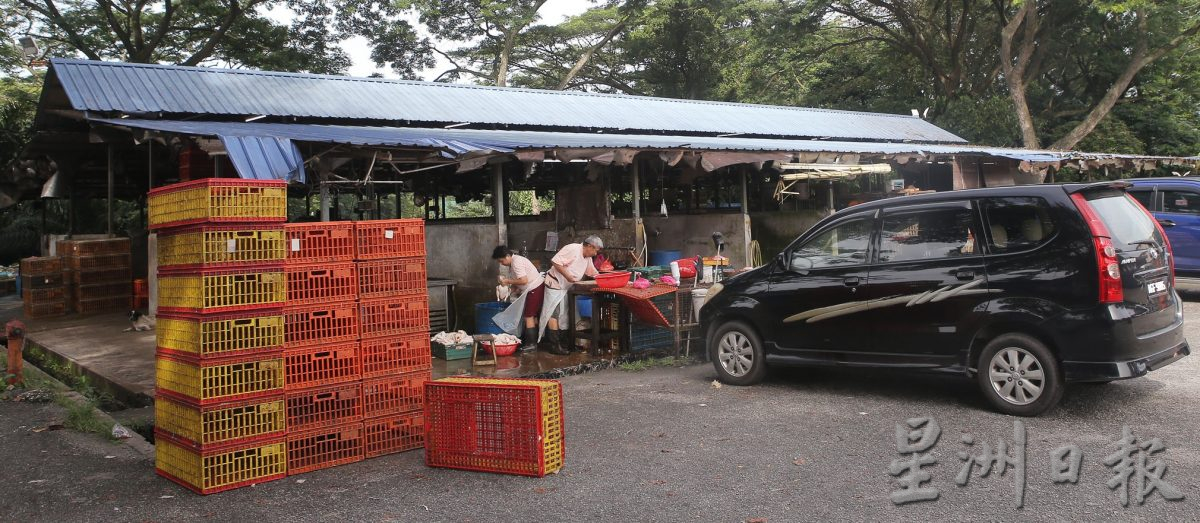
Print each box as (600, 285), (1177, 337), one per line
(424, 377), (564, 477)
(285, 222), (356, 264)
(56, 238), (130, 257)
(283, 301), (359, 348)
(66, 253), (131, 271)
(155, 430), (286, 495)
(23, 301), (66, 318)
(356, 257), (426, 299)
(354, 219), (425, 260)
(360, 334), (432, 379)
(19, 256), (62, 276)
(23, 287), (66, 303)
(364, 412), (424, 458)
(148, 179), (287, 230)
(283, 343), (361, 391)
(362, 371), (429, 419)
(358, 295), (429, 340)
(285, 262), (357, 305)
(285, 382), (363, 432)
(286, 425), (364, 476)
(73, 295), (131, 315)
(71, 266), (132, 285)
(75, 281), (129, 301)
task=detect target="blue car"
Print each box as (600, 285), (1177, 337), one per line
(1128, 178), (1200, 277)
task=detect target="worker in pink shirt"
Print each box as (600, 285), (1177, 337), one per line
(538, 236), (602, 355)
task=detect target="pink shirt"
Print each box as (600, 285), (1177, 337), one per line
(509, 254), (542, 294)
(547, 243), (598, 289)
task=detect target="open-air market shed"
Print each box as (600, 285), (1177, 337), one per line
(16, 58), (1200, 326)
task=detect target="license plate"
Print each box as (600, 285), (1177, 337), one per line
(1147, 280), (1168, 294)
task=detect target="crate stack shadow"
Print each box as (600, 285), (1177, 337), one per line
(150, 179), (290, 495)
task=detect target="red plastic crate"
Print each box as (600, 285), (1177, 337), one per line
(71, 266), (132, 285)
(362, 371), (429, 419)
(364, 412), (424, 458)
(360, 334), (432, 379)
(285, 262), (357, 305)
(73, 295), (131, 315)
(286, 424), (364, 476)
(283, 343), (361, 391)
(283, 301), (359, 349)
(424, 377), (565, 477)
(358, 295), (429, 340)
(285, 382), (363, 432)
(66, 253), (132, 271)
(356, 257), (427, 299)
(24, 301), (66, 318)
(75, 281), (129, 301)
(23, 287), (66, 303)
(354, 219), (425, 260)
(20, 256), (62, 276)
(285, 222), (356, 264)
(56, 237), (130, 257)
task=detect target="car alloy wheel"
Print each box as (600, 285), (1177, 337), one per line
(717, 331), (754, 377)
(987, 347), (1045, 405)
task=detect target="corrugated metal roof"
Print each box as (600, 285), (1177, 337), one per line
(95, 118), (1180, 165)
(220, 135), (306, 182)
(55, 58), (967, 144)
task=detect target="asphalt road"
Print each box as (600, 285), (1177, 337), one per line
(5, 300), (1200, 521)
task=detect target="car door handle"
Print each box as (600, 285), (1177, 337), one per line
(843, 276), (860, 287)
(1159, 219), (1176, 228)
(955, 270), (975, 281)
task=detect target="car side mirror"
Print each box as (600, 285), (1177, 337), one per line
(775, 252), (788, 270)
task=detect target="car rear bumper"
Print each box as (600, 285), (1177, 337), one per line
(1062, 340), (1190, 382)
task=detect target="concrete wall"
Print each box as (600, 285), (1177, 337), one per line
(425, 222), (504, 332)
(750, 210), (828, 263)
(641, 213), (748, 268)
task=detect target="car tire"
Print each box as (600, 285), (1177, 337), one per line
(977, 333), (1064, 416)
(709, 320), (767, 385)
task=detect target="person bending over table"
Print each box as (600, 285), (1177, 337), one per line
(538, 236), (602, 355)
(492, 245), (544, 352)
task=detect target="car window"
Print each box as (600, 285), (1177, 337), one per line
(790, 217), (872, 270)
(1083, 191), (1162, 247)
(1128, 189), (1155, 210)
(1162, 190), (1200, 215)
(878, 206), (981, 263)
(982, 197), (1057, 254)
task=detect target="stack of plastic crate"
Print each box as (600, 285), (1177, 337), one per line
(282, 221), (365, 475)
(424, 377), (565, 477)
(57, 238), (132, 314)
(20, 256), (66, 318)
(354, 220), (431, 460)
(149, 179), (289, 495)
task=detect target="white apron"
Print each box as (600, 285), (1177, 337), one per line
(493, 291), (529, 336)
(536, 271), (571, 341)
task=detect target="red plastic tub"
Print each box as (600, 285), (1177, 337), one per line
(594, 271), (631, 289)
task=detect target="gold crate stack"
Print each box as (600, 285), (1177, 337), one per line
(149, 179), (288, 495)
(56, 238), (132, 315)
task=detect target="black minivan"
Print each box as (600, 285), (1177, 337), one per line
(700, 182), (1189, 416)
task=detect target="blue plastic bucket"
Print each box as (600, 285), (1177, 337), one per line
(649, 250), (682, 267)
(475, 302), (507, 334)
(577, 296), (593, 318)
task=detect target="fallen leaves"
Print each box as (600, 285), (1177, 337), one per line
(711, 380), (722, 389)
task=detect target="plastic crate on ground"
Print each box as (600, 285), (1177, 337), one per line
(157, 267), (285, 314)
(75, 281), (129, 301)
(285, 262), (357, 305)
(155, 431), (286, 495)
(157, 225), (286, 270)
(285, 382), (362, 432)
(56, 238), (130, 257)
(154, 394), (286, 447)
(424, 377), (565, 477)
(157, 311), (284, 360)
(285, 222), (356, 264)
(356, 257), (426, 299)
(70, 266), (132, 285)
(21, 273), (64, 289)
(19, 256), (62, 276)
(362, 371), (429, 419)
(364, 412), (424, 458)
(283, 343), (361, 391)
(156, 351), (285, 405)
(286, 424), (363, 476)
(283, 301), (359, 349)
(23, 287), (65, 303)
(23, 301), (66, 318)
(353, 219), (425, 260)
(358, 294), (430, 340)
(360, 334), (432, 379)
(148, 179), (287, 230)
(73, 295), (131, 315)
(66, 253), (132, 271)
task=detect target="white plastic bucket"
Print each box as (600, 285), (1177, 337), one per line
(691, 289), (708, 322)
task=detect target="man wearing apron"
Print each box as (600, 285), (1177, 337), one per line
(538, 236), (603, 355)
(491, 245), (544, 352)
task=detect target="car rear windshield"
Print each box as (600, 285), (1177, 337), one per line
(1083, 190), (1160, 247)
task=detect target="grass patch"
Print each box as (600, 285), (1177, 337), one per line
(56, 395), (114, 438)
(618, 356), (690, 371)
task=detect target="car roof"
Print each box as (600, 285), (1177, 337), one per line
(1127, 177), (1200, 186)
(840, 184), (1071, 216)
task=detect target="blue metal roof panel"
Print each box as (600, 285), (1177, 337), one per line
(95, 119), (1175, 164)
(56, 58), (967, 143)
(220, 135), (306, 182)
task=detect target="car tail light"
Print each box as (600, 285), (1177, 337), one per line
(1070, 193), (1124, 304)
(1127, 194), (1175, 286)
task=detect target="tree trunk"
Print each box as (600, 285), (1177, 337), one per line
(999, 1), (1040, 149)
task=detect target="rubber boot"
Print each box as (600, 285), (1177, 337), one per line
(547, 329), (571, 355)
(520, 326), (538, 353)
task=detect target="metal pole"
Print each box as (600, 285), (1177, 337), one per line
(493, 163), (507, 244)
(319, 170), (331, 221)
(107, 144), (114, 235)
(631, 160), (641, 219)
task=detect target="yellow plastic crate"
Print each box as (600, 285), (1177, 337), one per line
(155, 433), (286, 495)
(157, 269), (285, 314)
(148, 179), (287, 230)
(156, 353), (285, 404)
(155, 395), (286, 447)
(157, 312), (284, 358)
(158, 226), (286, 269)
